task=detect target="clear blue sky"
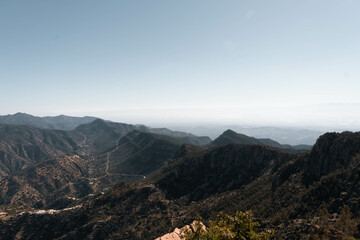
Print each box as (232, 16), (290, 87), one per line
(1, 0), (360, 127)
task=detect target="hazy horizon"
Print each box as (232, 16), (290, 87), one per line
(1, 1), (359, 128)
(1, 111), (359, 135)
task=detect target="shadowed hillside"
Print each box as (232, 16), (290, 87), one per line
(107, 130), (183, 175)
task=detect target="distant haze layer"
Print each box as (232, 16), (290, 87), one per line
(63, 103), (360, 131)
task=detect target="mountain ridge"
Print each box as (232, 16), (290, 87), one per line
(209, 129), (312, 152)
(0, 112), (97, 131)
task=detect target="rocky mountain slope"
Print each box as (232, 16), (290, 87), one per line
(0, 124), (79, 178)
(0, 155), (90, 209)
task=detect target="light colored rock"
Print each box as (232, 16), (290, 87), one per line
(155, 221), (206, 240)
(19, 205), (82, 216)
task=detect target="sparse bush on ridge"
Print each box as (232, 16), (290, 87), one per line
(183, 211), (274, 240)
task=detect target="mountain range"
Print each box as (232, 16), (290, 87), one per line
(0, 112), (97, 131)
(0, 130), (359, 239)
(173, 125), (324, 145)
(0, 113), (359, 239)
(0, 118), (310, 210)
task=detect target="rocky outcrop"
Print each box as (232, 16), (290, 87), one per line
(155, 221), (205, 240)
(303, 132), (360, 184)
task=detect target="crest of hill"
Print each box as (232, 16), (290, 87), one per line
(210, 129), (282, 147)
(209, 129), (311, 152)
(150, 128), (211, 146)
(0, 112), (97, 131)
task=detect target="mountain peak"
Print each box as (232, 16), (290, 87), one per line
(75, 118), (111, 132)
(210, 129), (258, 147)
(209, 129), (288, 150)
(90, 118), (107, 125)
(11, 112), (34, 118)
(222, 129), (238, 135)
(14, 112), (28, 115)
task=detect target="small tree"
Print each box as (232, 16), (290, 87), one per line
(310, 208), (332, 240)
(336, 205), (357, 238)
(183, 211), (274, 240)
(310, 206), (358, 240)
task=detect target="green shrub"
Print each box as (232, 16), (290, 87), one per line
(183, 211), (274, 240)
